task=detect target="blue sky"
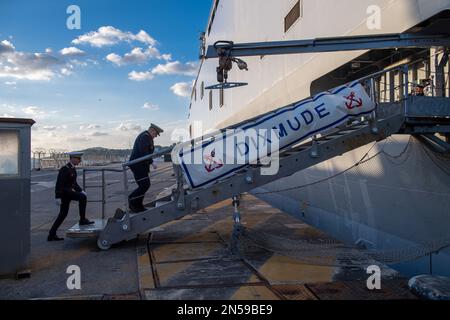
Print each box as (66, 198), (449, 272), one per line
(0, 0), (212, 150)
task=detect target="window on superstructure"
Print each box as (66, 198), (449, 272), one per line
(201, 81), (205, 99)
(209, 90), (213, 110)
(194, 86), (197, 101)
(284, 1), (302, 33)
(219, 88), (224, 107)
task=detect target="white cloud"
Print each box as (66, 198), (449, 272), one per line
(80, 124), (102, 130)
(23, 106), (45, 116)
(106, 47), (165, 66)
(134, 30), (156, 46)
(60, 68), (73, 76)
(117, 122), (142, 132)
(89, 131), (109, 137)
(161, 54), (172, 61)
(152, 61), (197, 76)
(72, 26), (156, 47)
(59, 47), (86, 57)
(170, 82), (193, 97)
(0, 104), (50, 120)
(0, 39), (79, 81)
(42, 125), (68, 131)
(0, 52), (62, 81)
(0, 40), (15, 54)
(70, 59), (89, 67)
(0, 103), (16, 113)
(128, 61), (198, 82)
(128, 70), (154, 81)
(142, 103), (159, 111)
(4, 81), (16, 86)
(105, 53), (121, 65)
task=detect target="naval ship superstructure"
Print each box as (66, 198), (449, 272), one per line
(188, 0), (450, 277)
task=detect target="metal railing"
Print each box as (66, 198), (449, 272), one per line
(82, 168), (123, 220)
(81, 146), (174, 220)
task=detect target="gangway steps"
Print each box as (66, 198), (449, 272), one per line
(66, 96), (450, 250)
(93, 113), (406, 249)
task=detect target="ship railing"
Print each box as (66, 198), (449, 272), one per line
(358, 48), (449, 116)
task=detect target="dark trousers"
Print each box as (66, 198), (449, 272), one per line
(49, 191), (87, 236)
(129, 166), (150, 209)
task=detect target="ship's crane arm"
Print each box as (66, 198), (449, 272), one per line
(205, 33), (450, 89)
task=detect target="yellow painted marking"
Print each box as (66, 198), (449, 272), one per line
(137, 250), (156, 290)
(153, 242), (222, 263)
(32, 247), (91, 272)
(256, 254), (336, 284)
(230, 285), (280, 300)
(155, 261), (192, 285)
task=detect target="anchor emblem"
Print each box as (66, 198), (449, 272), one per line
(345, 91), (363, 110)
(204, 149), (224, 173)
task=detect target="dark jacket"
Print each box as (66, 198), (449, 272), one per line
(55, 163), (82, 199)
(129, 131), (155, 172)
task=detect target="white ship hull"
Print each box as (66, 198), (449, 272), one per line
(189, 0), (450, 277)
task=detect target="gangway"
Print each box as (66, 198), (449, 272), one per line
(66, 34), (450, 250)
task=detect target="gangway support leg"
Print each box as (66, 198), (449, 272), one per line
(369, 77), (379, 134)
(173, 164), (185, 210)
(230, 195), (242, 256)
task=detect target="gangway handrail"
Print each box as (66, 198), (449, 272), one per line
(79, 147), (174, 220)
(81, 167), (127, 219)
(82, 63), (414, 222)
(122, 146), (173, 168)
(82, 168), (124, 173)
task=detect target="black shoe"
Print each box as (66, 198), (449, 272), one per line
(114, 208), (126, 220)
(136, 206), (147, 213)
(129, 205), (143, 213)
(79, 219), (95, 226)
(48, 234), (64, 242)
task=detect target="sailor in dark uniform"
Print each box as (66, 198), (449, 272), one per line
(128, 123), (164, 213)
(48, 152), (94, 241)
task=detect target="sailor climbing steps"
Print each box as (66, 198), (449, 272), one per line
(48, 152), (94, 242)
(128, 123), (164, 213)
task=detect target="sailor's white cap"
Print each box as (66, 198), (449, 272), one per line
(68, 151), (84, 158)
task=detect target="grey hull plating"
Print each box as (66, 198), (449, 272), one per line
(253, 135), (450, 277)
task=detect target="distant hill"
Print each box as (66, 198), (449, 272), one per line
(77, 147), (131, 157)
